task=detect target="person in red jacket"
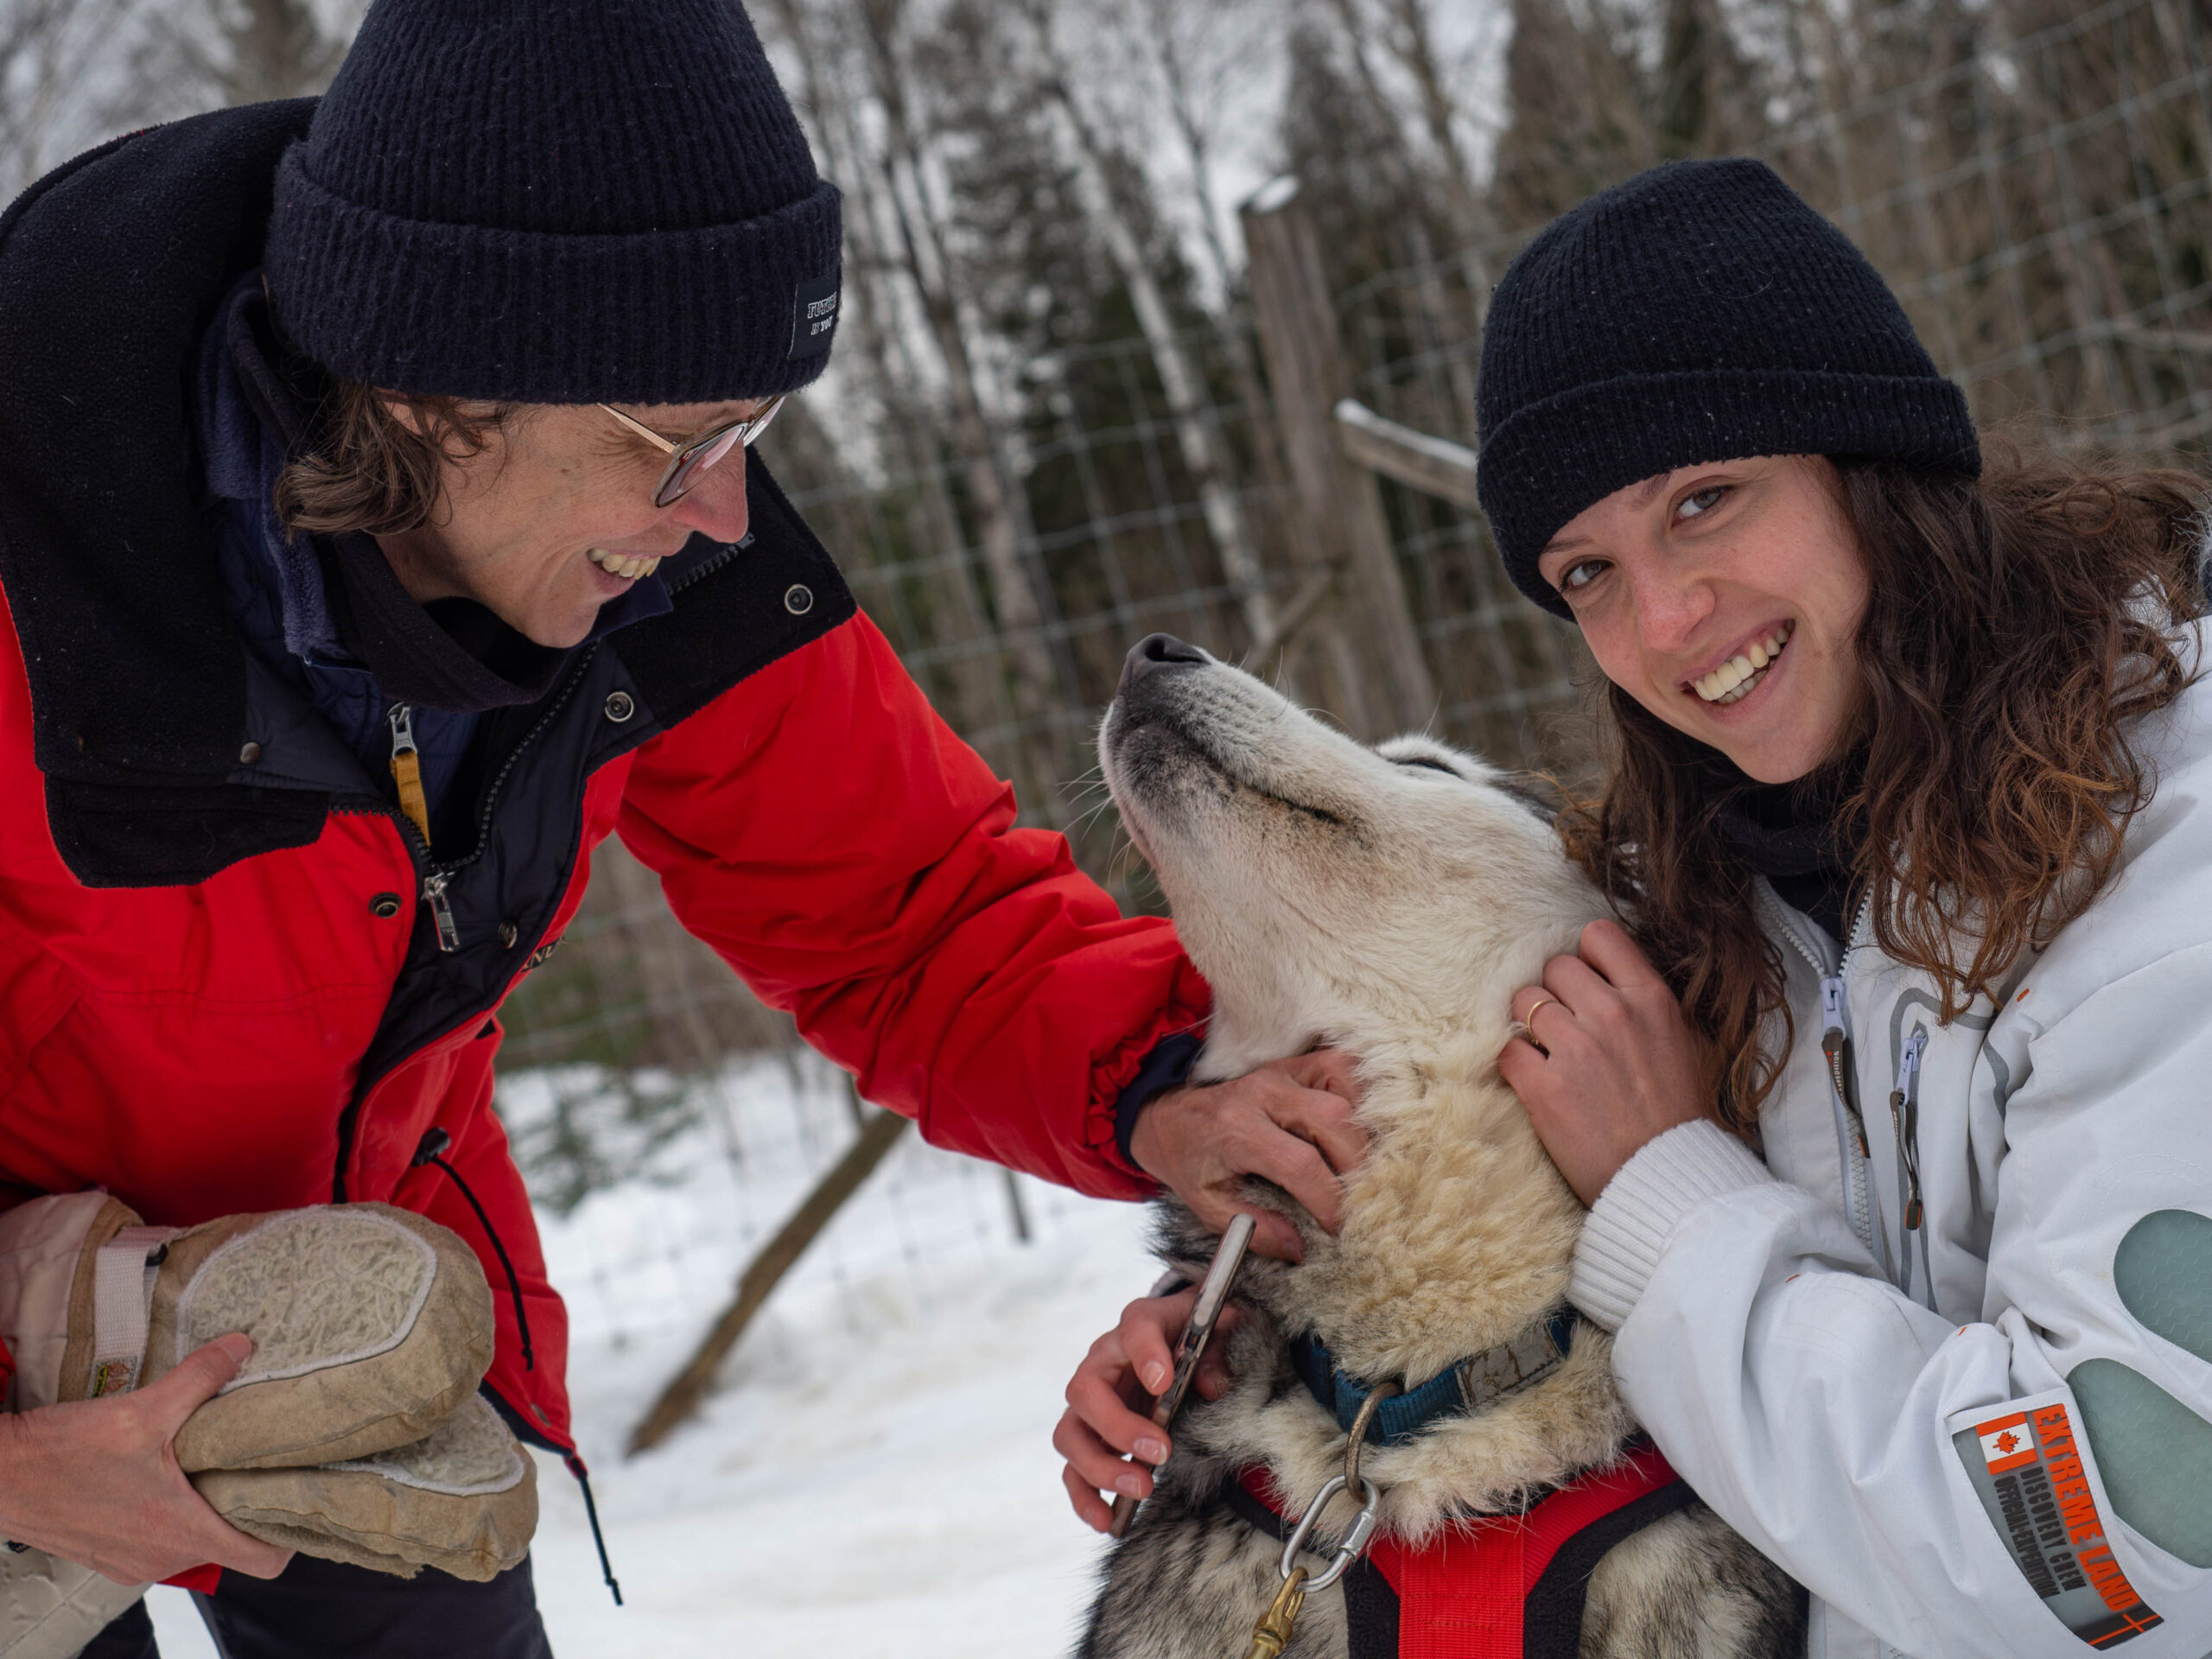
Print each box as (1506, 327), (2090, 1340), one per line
(0, 3), (1357, 1654)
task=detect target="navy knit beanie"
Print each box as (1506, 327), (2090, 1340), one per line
(1475, 158), (1979, 619)
(264, 0), (842, 405)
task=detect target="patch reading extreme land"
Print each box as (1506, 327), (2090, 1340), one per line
(1953, 1402), (2163, 1648)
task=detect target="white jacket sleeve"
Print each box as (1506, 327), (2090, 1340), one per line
(1571, 946), (2212, 1659)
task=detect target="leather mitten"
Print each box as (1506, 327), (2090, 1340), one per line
(7, 1194), (497, 1471)
(0, 1192), (536, 1605)
(194, 1394), (537, 1582)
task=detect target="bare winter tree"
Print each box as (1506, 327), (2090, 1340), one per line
(1011, 0), (1277, 648)
(151, 0), (353, 108)
(0, 0), (139, 195)
(758, 0), (1023, 760)
(849, 0), (1077, 789)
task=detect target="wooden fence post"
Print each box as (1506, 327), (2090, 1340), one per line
(1241, 178), (1439, 738)
(626, 1100), (911, 1455)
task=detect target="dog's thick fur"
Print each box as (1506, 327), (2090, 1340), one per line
(1079, 645), (1802, 1659)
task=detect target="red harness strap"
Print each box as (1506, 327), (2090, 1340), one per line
(1237, 1440), (1686, 1659)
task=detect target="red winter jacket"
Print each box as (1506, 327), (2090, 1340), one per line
(0, 104), (1205, 1452)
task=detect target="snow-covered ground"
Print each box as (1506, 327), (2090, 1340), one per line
(148, 1055), (1156, 1657)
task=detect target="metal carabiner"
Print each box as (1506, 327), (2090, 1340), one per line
(1278, 1472), (1382, 1592)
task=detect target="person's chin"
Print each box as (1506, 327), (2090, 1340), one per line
(545, 618), (598, 650)
(509, 605), (597, 651)
(1709, 710), (1839, 785)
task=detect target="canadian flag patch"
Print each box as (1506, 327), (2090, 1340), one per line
(1977, 1411), (2039, 1474)
(1953, 1400), (2164, 1648)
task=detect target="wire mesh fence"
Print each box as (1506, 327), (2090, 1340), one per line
(496, 0), (2212, 1330)
(507, 1050), (1104, 1361)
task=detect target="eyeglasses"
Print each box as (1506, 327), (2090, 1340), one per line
(598, 394), (788, 509)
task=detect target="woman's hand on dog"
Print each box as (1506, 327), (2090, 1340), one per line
(0, 1332), (296, 1585)
(1128, 1048), (1366, 1262)
(1055, 1286), (1239, 1531)
(1500, 918), (1713, 1206)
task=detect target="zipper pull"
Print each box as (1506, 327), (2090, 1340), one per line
(421, 872), (460, 954)
(1894, 1031), (1927, 1229)
(1887, 1084), (1916, 1224)
(1892, 1032), (1925, 1122)
(1818, 975), (1866, 1152)
(1819, 975), (1851, 1042)
(388, 702), (432, 850)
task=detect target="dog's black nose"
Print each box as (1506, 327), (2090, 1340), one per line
(1120, 633), (1208, 693)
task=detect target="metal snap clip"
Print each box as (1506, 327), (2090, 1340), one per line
(1279, 1473), (1382, 1592)
(603, 690), (635, 723)
(498, 921), (519, 949)
(369, 893), (403, 918)
(784, 583), (814, 615)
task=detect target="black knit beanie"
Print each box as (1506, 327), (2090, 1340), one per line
(1475, 158), (1979, 619)
(264, 0), (842, 405)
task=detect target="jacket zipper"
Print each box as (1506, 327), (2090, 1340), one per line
(1818, 964), (1880, 1263)
(1889, 1028), (1927, 1233)
(385, 702), (456, 947)
(386, 702), (432, 842)
(366, 649), (603, 956)
(330, 644), (607, 1202)
(1819, 974), (1870, 1161)
(1762, 887), (1884, 1264)
(1890, 1027), (1933, 1306)
(663, 531), (749, 595)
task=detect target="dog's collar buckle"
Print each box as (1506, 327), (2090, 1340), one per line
(1452, 1307), (1576, 1414)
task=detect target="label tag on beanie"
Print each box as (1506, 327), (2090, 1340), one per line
(790, 275), (840, 360)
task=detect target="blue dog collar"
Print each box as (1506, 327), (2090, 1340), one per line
(1291, 1306), (1580, 1446)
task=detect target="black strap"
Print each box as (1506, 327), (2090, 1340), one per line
(412, 1127), (535, 1372)
(564, 1454), (625, 1606)
(1220, 1476), (1287, 1542)
(1522, 1478), (1700, 1659)
(1340, 1561), (1401, 1659)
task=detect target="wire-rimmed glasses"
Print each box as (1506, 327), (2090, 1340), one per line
(598, 394), (788, 508)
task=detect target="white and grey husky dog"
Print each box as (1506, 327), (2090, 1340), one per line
(1079, 635), (1802, 1659)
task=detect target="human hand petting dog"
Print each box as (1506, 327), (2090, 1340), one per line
(1128, 1048), (1366, 1262)
(1059, 1048), (1363, 1526)
(1499, 918), (1713, 1206)
(1054, 1285), (1241, 1532)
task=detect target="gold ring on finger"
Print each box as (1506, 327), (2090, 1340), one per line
(1521, 995), (1561, 1054)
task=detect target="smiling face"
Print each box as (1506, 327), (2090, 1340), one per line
(373, 397), (766, 648)
(1535, 454), (1871, 785)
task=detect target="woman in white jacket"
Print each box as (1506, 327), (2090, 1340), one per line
(1059, 158), (2212, 1658)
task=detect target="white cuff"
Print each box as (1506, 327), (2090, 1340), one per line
(1568, 1119), (1776, 1332)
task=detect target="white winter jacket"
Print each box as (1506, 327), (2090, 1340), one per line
(1569, 641), (2212, 1659)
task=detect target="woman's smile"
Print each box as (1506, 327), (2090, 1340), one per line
(1686, 619), (1794, 708)
(584, 548), (663, 583)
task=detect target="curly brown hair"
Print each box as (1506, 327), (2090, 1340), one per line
(273, 378), (514, 538)
(1557, 449), (2208, 1129)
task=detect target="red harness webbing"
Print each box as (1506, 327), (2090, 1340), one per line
(1236, 1440), (1683, 1659)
